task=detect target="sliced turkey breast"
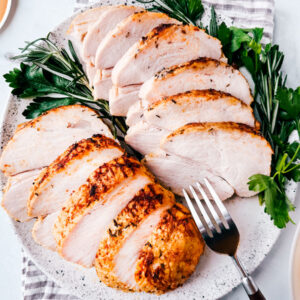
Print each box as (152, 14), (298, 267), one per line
(28, 135), (124, 217)
(95, 11), (179, 69)
(93, 70), (114, 100)
(53, 156), (154, 267)
(112, 24), (226, 87)
(144, 90), (256, 128)
(0, 105), (112, 176)
(83, 5), (142, 63)
(95, 185), (204, 293)
(139, 58), (253, 106)
(144, 151), (234, 199)
(95, 183), (174, 290)
(125, 122), (165, 155)
(161, 123), (273, 198)
(132, 203), (203, 293)
(109, 85), (140, 115)
(83, 6), (143, 93)
(125, 90), (257, 155)
(32, 212), (60, 251)
(93, 11), (178, 101)
(2, 169), (43, 222)
(110, 24), (226, 116)
(67, 6), (109, 44)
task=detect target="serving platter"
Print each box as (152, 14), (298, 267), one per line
(0, 1), (297, 299)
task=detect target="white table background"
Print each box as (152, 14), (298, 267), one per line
(0, 0), (299, 299)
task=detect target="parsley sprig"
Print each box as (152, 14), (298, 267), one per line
(3, 34), (128, 139)
(139, 0), (300, 228)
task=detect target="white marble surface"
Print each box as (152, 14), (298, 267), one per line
(0, 0), (299, 299)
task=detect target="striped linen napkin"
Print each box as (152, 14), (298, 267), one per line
(22, 0), (275, 299)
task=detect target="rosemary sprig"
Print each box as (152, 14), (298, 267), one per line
(136, 0), (204, 26)
(4, 33), (128, 139)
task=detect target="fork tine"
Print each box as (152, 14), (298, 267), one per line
(189, 185), (216, 236)
(182, 189), (203, 231)
(203, 178), (231, 227)
(196, 182), (222, 232)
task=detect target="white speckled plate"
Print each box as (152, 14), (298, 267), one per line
(0, 1), (298, 300)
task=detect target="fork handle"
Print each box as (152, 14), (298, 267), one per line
(242, 276), (266, 300)
(231, 255), (266, 300)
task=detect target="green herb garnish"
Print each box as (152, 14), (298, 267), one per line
(3, 34), (128, 139)
(137, 0), (204, 26)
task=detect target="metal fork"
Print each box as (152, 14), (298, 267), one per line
(183, 179), (266, 300)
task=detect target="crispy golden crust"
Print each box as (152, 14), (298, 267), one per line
(129, 11), (169, 22)
(153, 58), (254, 105)
(27, 135), (123, 216)
(154, 57), (229, 80)
(149, 89), (250, 110)
(134, 24), (220, 59)
(20, 105), (98, 131)
(148, 90), (260, 130)
(53, 155), (154, 249)
(95, 183), (174, 291)
(166, 122), (272, 153)
(135, 203), (204, 294)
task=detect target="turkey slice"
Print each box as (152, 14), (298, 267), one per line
(144, 151), (234, 199)
(125, 90), (257, 155)
(28, 135), (124, 217)
(95, 11), (179, 69)
(110, 24), (226, 115)
(109, 85), (140, 116)
(95, 183), (175, 291)
(67, 6), (110, 44)
(161, 123), (273, 198)
(93, 11), (178, 100)
(2, 169), (43, 222)
(112, 24), (227, 86)
(139, 58), (253, 107)
(83, 5), (143, 63)
(0, 105), (112, 176)
(32, 212), (60, 251)
(125, 121), (166, 155)
(53, 156), (154, 267)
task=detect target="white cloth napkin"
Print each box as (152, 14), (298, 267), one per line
(22, 0), (274, 299)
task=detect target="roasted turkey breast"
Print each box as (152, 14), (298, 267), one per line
(144, 151), (234, 199)
(30, 135), (124, 250)
(93, 11), (178, 100)
(95, 199), (203, 294)
(139, 57), (253, 106)
(32, 212), (60, 251)
(83, 5), (143, 63)
(95, 11), (179, 70)
(125, 90), (257, 155)
(82, 5), (143, 99)
(67, 6), (109, 44)
(53, 155), (155, 267)
(0, 105), (112, 176)
(28, 135), (123, 217)
(110, 24), (226, 116)
(160, 122), (273, 198)
(67, 6), (111, 83)
(2, 169), (43, 222)
(112, 24), (226, 86)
